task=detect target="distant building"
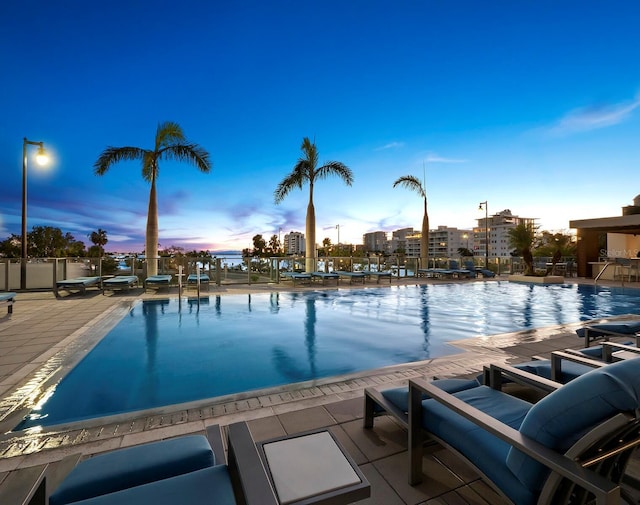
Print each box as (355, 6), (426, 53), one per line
(389, 228), (414, 254)
(284, 232), (305, 255)
(474, 209), (535, 260)
(362, 231), (389, 253)
(404, 226), (472, 258)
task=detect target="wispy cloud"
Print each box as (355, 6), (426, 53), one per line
(375, 141), (405, 151)
(425, 153), (468, 163)
(548, 93), (640, 135)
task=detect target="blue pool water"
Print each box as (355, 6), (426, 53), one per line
(18, 282), (640, 429)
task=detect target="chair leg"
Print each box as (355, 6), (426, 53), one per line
(363, 393), (375, 429)
(408, 385), (424, 485)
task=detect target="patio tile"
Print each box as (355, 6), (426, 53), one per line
(340, 417), (406, 463)
(357, 462), (405, 505)
(277, 405), (337, 434)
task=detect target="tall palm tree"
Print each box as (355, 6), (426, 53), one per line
(89, 228), (108, 257)
(393, 175), (429, 268)
(94, 122), (211, 276)
(274, 138), (353, 272)
(508, 222), (537, 276)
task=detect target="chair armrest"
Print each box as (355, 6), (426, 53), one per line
(550, 351), (605, 381)
(227, 422), (278, 505)
(205, 424), (227, 465)
(487, 363), (561, 393)
(408, 378), (620, 503)
(600, 342), (640, 362)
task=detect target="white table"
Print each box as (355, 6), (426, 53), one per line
(259, 429), (370, 505)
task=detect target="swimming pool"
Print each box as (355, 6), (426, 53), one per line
(17, 282), (640, 429)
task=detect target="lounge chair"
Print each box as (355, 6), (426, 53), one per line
(0, 292), (16, 314)
(334, 271), (366, 284)
(576, 319), (640, 347)
(143, 274), (172, 293)
(280, 271), (312, 285)
(39, 423), (277, 505)
(405, 359), (640, 504)
(311, 271), (339, 285)
(187, 273), (210, 291)
(102, 275), (139, 293)
(55, 276), (102, 296)
(361, 270), (393, 284)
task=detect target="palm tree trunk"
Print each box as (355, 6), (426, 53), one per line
(146, 178), (159, 276)
(420, 204), (429, 269)
(305, 199), (316, 273)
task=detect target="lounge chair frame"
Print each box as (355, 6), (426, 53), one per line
(407, 372), (640, 505)
(102, 275), (139, 294)
(54, 277), (102, 297)
(0, 292), (16, 314)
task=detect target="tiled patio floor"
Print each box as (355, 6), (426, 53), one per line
(0, 278), (638, 504)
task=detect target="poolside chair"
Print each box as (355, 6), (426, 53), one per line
(54, 276), (102, 297)
(37, 423), (277, 505)
(311, 271), (339, 285)
(405, 358), (640, 504)
(143, 274), (172, 293)
(0, 291), (16, 314)
(576, 319), (640, 347)
(187, 273), (210, 291)
(361, 269), (393, 284)
(280, 271), (312, 285)
(334, 271), (366, 284)
(102, 275), (139, 293)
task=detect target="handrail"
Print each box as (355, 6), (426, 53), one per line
(594, 261), (613, 283)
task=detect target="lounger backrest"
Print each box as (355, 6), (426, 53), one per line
(505, 358), (640, 492)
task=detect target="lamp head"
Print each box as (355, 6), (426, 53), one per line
(35, 144), (49, 166)
(478, 203), (483, 211)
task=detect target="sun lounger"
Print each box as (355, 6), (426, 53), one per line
(311, 271), (339, 285)
(102, 275), (139, 293)
(187, 273), (210, 291)
(361, 270), (392, 284)
(144, 274), (172, 292)
(0, 292), (16, 314)
(402, 359), (640, 504)
(576, 319), (640, 347)
(334, 271), (366, 284)
(42, 424), (278, 505)
(55, 276), (102, 296)
(280, 272), (312, 285)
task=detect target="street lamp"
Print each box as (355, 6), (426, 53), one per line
(478, 201), (489, 269)
(21, 138), (49, 290)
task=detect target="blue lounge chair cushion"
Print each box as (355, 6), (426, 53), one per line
(513, 359), (594, 383)
(187, 274), (210, 282)
(576, 320), (640, 338)
(49, 435), (215, 505)
(0, 292), (15, 302)
(506, 359), (640, 493)
(421, 386), (535, 505)
(381, 378), (480, 414)
(66, 466), (236, 505)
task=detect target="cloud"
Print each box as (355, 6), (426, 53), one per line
(375, 141), (405, 151)
(425, 153), (468, 163)
(548, 93), (640, 135)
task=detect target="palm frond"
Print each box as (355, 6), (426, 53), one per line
(155, 121), (185, 150)
(94, 146), (147, 175)
(393, 175), (425, 198)
(315, 162), (354, 185)
(160, 143), (212, 173)
(274, 169), (306, 203)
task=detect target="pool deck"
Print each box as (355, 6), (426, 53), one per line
(1, 276), (639, 504)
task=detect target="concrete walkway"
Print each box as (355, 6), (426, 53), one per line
(0, 277), (638, 504)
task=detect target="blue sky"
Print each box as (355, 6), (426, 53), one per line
(1, 1), (639, 253)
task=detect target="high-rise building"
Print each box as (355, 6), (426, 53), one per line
(284, 232), (305, 255)
(362, 231), (389, 253)
(474, 209), (536, 260)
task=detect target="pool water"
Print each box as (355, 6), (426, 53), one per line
(18, 282), (640, 429)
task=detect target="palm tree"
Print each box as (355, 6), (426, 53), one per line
(508, 222), (537, 275)
(89, 228), (108, 257)
(94, 122), (211, 276)
(274, 138), (353, 272)
(393, 175), (429, 268)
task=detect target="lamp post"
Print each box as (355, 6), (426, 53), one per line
(478, 201), (489, 269)
(21, 138), (49, 290)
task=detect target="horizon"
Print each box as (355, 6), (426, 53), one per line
(2, 1), (639, 252)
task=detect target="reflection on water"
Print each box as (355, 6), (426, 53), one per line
(16, 282), (640, 430)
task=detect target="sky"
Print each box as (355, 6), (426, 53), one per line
(1, 1), (640, 253)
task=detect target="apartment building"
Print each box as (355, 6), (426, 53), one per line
(474, 209), (536, 260)
(284, 231), (305, 255)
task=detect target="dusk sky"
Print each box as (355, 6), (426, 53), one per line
(2, 1), (639, 253)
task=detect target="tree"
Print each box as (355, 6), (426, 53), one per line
(89, 228), (108, 257)
(268, 234), (281, 255)
(536, 231), (576, 274)
(94, 121), (211, 275)
(393, 175), (429, 268)
(508, 222), (537, 276)
(252, 234), (266, 257)
(457, 247), (474, 257)
(274, 138), (353, 272)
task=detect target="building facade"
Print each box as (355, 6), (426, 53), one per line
(284, 232), (305, 255)
(474, 209), (536, 261)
